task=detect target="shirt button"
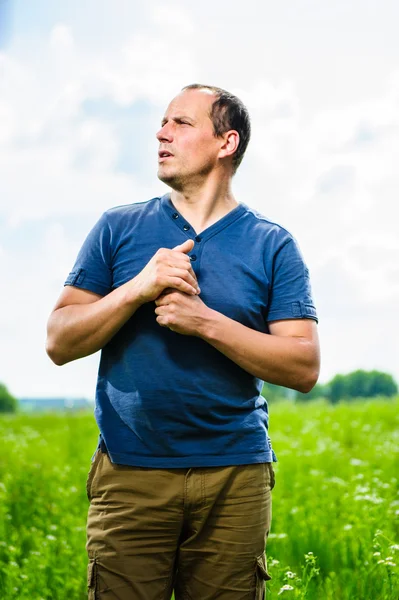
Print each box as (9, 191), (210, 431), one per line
(183, 225), (190, 231)
(195, 236), (202, 242)
(172, 213), (179, 219)
(190, 255), (197, 261)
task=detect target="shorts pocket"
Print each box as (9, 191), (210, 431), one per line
(86, 449), (101, 502)
(255, 552), (271, 599)
(87, 557), (98, 599)
(269, 463), (276, 490)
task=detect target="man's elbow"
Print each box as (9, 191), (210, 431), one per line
(45, 337), (68, 366)
(296, 366), (320, 394)
(296, 340), (320, 393)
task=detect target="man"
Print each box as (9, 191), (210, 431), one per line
(46, 84), (320, 600)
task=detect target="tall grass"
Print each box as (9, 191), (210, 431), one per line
(0, 397), (398, 599)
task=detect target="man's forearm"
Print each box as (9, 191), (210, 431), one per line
(46, 282), (143, 366)
(198, 309), (319, 393)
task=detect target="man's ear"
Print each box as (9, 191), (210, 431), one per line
(219, 130), (240, 159)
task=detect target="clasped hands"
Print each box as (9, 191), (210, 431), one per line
(147, 239), (209, 337)
(155, 288), (208, 336)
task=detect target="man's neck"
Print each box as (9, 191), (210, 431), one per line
(170, 179), (238, 235)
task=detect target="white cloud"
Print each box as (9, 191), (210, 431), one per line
(49, 24), (74, 50)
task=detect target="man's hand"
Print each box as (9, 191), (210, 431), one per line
(132, 239), (201, 305)
(154, 290), (210, 336)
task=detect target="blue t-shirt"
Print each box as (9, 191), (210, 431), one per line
(65, 193), (318, 468)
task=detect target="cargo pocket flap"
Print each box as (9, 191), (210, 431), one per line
(256, 552), (272, 581)
(87, 559), (96, 587)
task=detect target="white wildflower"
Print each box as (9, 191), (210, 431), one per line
(354, 494), (384, 504)
(310, 469), (321, 477)
(279, 584), (294, 594)
(355, 485), (370, 494)
(350, 458), (364, 466)
(329, 476), (347, 486)
(286, 571), (296, 579)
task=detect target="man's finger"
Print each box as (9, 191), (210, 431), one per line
(172, 239), (195, 253)
(155, 293), (173, 306)
(155, 288), (173, 304)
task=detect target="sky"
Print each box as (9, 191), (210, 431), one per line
(0, 0), (398, 398)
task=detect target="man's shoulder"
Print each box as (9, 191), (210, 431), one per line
(103, 196), (161, 221)
(241, 203), (294, 245)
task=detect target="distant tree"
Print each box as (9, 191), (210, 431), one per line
(0, 383), (18, 413)
(367, 370), (398, 397)
(329, 374), (348, 404)
(328, 370), (397, 403)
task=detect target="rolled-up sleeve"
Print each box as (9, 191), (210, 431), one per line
(64, 212), (112, 296)
(266, 237), (318, 323)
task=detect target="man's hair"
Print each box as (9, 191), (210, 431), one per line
(182, 83), (251, 174)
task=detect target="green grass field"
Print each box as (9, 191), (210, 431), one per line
(0, 398), (398, 599)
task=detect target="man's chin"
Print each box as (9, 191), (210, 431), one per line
(157, 170), (170, 183)
(157, 170), (183, 191)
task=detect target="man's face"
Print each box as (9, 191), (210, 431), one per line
(156, 89), (222, 189)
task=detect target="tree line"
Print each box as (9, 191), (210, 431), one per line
(0, 383), (18, 413)
(262, 369), (398, 403)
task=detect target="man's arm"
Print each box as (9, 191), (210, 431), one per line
(46, 240), (200, 366)
(199, 312), (320, 393)
(154, 291), (320, 393)
(45, 283), (143, 366)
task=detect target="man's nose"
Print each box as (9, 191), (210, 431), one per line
(156, 124), (173, 142)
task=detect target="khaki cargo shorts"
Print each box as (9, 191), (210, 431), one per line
(86, 448), (275, 599)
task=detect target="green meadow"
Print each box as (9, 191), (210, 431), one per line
(0, 398), (398, 599)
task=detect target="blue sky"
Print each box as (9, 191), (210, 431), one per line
(0, 0), (398, 397)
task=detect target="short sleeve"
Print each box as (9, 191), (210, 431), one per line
(266, 237), (318, 323)
(64, 212), (112, 296)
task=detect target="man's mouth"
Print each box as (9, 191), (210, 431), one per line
(158, 150), (173, 161)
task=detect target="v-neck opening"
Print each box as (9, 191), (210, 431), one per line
(160, 193), (247, 240)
